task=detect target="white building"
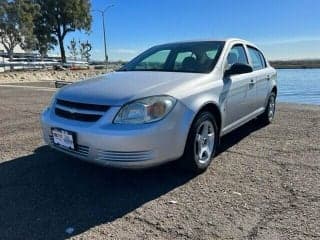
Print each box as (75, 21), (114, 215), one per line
(0, 42), (25, 72)
(0, 42), (25, 55)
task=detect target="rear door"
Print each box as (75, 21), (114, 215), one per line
(246, 46), (270, 110)
(224, 44), (256, 126)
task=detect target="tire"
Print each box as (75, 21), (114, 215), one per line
(259, 92), (276, 124)
(179, 111), (219, 173)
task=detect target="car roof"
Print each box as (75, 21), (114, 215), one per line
(159, 38), (258, 48)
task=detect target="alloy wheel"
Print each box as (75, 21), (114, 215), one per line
(194, 120), (215, 164)
(268, 95), (276, 121)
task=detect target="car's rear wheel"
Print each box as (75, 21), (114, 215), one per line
(260, 92), (276, 124)
(180, 111), (219, 173)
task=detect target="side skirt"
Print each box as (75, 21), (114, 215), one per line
(220, 107), (265, 136)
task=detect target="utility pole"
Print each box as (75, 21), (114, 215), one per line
(94, 4), (114, 68)
(102, 11), (107, 65)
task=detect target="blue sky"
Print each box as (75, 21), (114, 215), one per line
(57, 0), (320, 61)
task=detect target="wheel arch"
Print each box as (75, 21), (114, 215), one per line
(193, 102), (222, 136)
(264, 85), (278, 107)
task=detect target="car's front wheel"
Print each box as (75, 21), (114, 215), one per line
(180, 111), (219, 173)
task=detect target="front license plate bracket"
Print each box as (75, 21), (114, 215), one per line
(51, 128), (76, 150)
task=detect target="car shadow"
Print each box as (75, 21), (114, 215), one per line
(0, 147), (195, 240)
(0, 119), (267, 240)
(217, 118), (268, 155)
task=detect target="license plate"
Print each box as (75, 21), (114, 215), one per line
(51, 128), (76, 150)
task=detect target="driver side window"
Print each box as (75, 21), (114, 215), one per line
(227, 45), (248, 66)
(135, 50), (170, 70)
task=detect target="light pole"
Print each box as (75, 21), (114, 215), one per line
(94, 4), (114, 67)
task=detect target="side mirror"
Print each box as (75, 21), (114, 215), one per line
(225, 63), (253, 76)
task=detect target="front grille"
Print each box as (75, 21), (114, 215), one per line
(55, 99), (109, 122)
(56, 99), (110, 112)
(55, 108), (101, 122)
(49, 135), (90, 156)
(96, 150), (154, 162)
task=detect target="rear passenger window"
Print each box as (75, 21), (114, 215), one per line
(248, 47), (266, 70)
(227, 45), (248, 66)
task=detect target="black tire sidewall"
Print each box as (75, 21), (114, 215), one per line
(182, 111), (219, 172)
(266, 92), (276, 123)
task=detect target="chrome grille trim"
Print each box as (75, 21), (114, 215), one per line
(56, 99), (110, 111)
(96, 150), (154, 162)
(49, 135), (89, 156)
(54, 99), (109, 122)
(55, 104), (106, 115)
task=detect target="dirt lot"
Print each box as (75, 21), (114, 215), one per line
(0, 85), (319, 240)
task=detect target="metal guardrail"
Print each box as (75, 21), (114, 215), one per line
(0, 61), (60, 67)
(0, 63), (57, 72)
(0, 60), (89, 71)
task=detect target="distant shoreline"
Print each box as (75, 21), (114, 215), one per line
(270, 60), (320, 69)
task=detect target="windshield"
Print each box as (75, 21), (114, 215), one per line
(118, 41), (225, 73)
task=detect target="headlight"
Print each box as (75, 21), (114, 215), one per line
(114, 95), (177, 124)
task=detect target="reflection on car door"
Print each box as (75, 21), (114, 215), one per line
(224, 44), (257, 127)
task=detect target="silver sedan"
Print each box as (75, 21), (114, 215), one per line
(41, 38), (277, 172)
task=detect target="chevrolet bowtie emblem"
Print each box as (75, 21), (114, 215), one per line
(68, 108), (76, 114)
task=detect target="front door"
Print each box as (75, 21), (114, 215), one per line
(224, 44), (256, 126)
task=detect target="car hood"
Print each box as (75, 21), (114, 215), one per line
(56, 71), (204, 106)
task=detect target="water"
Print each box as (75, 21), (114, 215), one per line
(277, 69), (320, 105)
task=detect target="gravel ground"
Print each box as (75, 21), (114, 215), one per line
(0, 68), (115, 83)
(0, 85), (319, 240)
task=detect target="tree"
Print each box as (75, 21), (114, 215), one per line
(79, 40), (92, 62)
(33, 3), (56, 59)
(0, 0), (38, 62)
(35, 0), (92, 63)
(34, 20), (57, 59)
(18, 0), (40, 51)
(67, 38), (78, 60)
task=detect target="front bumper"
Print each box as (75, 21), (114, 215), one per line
(40, 102), (194, 169)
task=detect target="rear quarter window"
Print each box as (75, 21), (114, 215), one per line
(258, 51), (267, 68)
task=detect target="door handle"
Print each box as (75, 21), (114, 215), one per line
(249, 79), (256, 86)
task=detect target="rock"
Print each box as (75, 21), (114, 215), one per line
(232, 191), (242, 196)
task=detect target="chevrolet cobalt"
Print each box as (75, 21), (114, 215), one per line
(41, 39), (277, 172)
